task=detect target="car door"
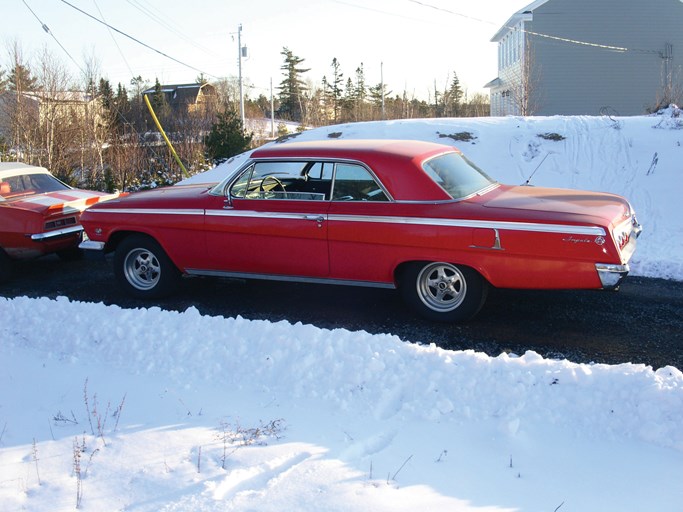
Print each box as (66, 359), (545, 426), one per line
(327, 162), (439, 284)
(204, 160), (332, 278)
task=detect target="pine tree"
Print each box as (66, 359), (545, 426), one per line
(325, 58), (344, 123)
(8, 62), (38, 92)
(277, 48), (310, 122)
(0, 67), (7, 92)
(98, 78), (114, 111)
(447, 73), (464, 117)
(205, 108), (253, 162)
(354, 64), (367, 120)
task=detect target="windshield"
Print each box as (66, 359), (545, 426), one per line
(422, 152), (496, 200)
(0, 172), (70, 200)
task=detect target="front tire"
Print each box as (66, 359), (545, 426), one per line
(114, 234), (180, 299)
(400, 262), (488, 322)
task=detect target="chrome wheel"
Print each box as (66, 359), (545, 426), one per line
(114, 234), (179, 298)
(400, 261), (487, 322)
(416, 262), (467, 312)
(123, 247), (161, 290)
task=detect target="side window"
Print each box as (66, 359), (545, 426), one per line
(332, 163), (388, 202)
(230, 161), (332, 201)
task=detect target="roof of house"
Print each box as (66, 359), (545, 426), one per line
(141, 83), (215, 106)
(490, 0), (549, 41)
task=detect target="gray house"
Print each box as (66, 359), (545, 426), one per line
(485, 0), (683, 116)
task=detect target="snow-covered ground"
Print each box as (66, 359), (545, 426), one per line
(2, 111), (682, 511)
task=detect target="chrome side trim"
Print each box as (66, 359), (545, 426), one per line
(327, 214), (606, 236)
(30, 225), (83, 240)
(86, 207), (605, 236)
(206, 210), (327, 221)
(86, 208), (204, 215)
(185, 268), (396, 289)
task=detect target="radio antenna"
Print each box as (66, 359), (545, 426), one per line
(522, 151), (554, 186)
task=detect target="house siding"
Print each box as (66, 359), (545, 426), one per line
(490, 0), (683, 115)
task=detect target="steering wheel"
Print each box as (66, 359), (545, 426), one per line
(259, 176), (286, 193)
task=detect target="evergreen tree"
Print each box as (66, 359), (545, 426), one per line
(277, 47), (310, 122)
(446, 73), (464, 117)
(205, 108), (253, 162)
(354, 64), (367, 120)
(8, 62), (38, 92)
(343, 77), (356, 121)
(0, 67), (7, 92)
(325, 58), (344, 123)
(113, 83), (130, 129)
(98, 78), (114, 111)
(369, 82), (391, 119)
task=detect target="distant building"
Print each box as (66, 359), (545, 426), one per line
(141, 83), (217, 114)
(485, 0), (683, 116)
(0, 90), (102, 140)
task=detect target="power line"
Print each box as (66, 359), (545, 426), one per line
(58, 0), (219, 80)
(92, 0), (135, 78)
(125, 0), (221, 58)
(406, 0), (660, 54)
(21, 0), (85, 74)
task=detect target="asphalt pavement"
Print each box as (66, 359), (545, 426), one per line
(2, 253), (682, 369)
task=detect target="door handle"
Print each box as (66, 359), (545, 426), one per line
(303, 215), (325, 223)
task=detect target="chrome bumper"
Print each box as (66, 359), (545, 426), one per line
(595, 263), (630, 289)
(30, 225), (83, 241)
(79, 240), (106, 251)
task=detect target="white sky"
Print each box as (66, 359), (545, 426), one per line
(4, 0), (532, 100)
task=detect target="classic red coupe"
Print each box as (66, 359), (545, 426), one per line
(79, 140), (641, 322)
(0, 162), (119, 282)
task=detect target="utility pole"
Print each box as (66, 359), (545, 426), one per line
(237, 24), (245, 128)
(381, 61), (385, 120)
(270, 77), (275, 138)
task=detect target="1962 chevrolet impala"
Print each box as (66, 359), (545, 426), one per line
(79, 139), (641, 322)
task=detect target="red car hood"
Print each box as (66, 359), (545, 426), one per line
(6, 190), (121, 216)
(87, 184), (214, 210)
(481, 185), (632, 225)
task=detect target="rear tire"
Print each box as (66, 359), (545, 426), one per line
(400, 261), (488, 322)
(114, 234), (180, 299)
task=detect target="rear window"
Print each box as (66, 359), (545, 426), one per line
(422, 152), (495, 200)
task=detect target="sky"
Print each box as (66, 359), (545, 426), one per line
(4, 0), (533, 101)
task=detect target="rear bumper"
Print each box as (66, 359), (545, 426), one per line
(595, 263), (630, 289)
(30, 225), (83, 241)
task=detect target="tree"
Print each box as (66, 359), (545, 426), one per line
(445, 73), (464, 117)
(8, 62), (38, 92)
(353, 64), (367, 121)
(369, 82), (391, 119)
(324, 57), (344, 123)
(0, 67), (7, 92)
(277, 47), (309, 122)
(205, 108), (252, 162)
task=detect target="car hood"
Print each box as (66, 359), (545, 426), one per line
(4, 190), (121, 217)
(87, 184), (215, 210)
(481, 185), (631, 225)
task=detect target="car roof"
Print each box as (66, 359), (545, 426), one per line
(0, 162), (51, 178)
(250, 139), (459, 201)
(251, 139), (456, 161)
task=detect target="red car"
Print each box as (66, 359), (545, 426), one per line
(0, 162), (119, 282)
(79, 140), (641, 322)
